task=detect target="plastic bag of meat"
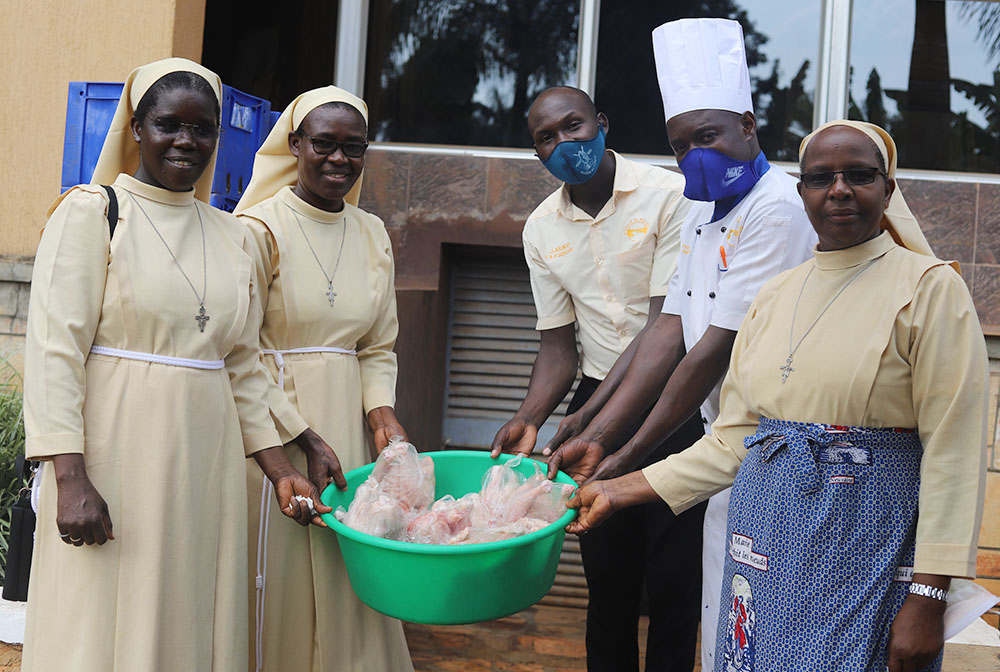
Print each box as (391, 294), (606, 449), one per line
(405, 495), (474, 544)
(491, 461), (575, 524)
(335, 475), (407, 540)
(479, 455), (526, 517)
(456, 517), (551, 544)
(371, 436), (436, 513)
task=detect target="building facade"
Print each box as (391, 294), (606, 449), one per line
(2, 0), (999, 614)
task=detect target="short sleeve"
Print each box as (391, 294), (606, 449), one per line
(523, 228), (575, 330)
(648, 189), (690, 297)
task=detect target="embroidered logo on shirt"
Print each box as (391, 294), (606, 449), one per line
(724, 574), (755, 671)
(725, 224), (743, 247)
(626, 217), (649, 241)
(681, 243), (691, 255)
(729, 533), (769, 571)
(829, 475), (855, 485)
(545, 243), (573, 260)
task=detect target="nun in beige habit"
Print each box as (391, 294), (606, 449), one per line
(234, 86), (412, 672)
(22, 58), (325, 672)
(566, 121), (988, 671)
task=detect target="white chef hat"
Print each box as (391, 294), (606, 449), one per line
(652, 18), (753, 122)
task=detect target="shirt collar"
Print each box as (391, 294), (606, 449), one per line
(278, 185), (348, 224)
(114, 173), (196, 207)
(813, 230), (897, 270)
(555, 151), (637, 221)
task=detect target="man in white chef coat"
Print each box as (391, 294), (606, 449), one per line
(546, 18), (818, 670)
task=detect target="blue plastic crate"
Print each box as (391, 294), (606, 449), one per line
(61, 81), (272, 209)
(215, 84), (271, 198)
(209, 193), (240, 213)
(61, 82), (125, 193)
(269, 110), (282, 132)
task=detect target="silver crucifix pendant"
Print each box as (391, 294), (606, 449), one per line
(326, 281), (337, 307)
(195, 305), (210, 332)
(779, 354), (794, 383)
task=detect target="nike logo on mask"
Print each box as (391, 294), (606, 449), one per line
(721, 165), (745, 187)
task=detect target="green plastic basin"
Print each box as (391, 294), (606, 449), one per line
(319, 451), (577, 625)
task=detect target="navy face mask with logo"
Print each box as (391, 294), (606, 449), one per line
(540, 124), (607, 185)
(678, 147), (770, 202)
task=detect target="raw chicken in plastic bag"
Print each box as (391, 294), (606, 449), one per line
(405, 495), (475, 544)
(336, 446), (574, 545)
(334, 475), (407, 541)
(489, 459), (575, 524)
(455, 517), (552, 544)
(371, 436), (435, 512)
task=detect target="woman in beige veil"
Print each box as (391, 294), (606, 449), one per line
(22, 58), (325, 672)
(565, 121), (988, 672)
(235, 86), (412, 671)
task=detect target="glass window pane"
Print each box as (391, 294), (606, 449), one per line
(850, 0), (1000, 173)
(202, 0), (339, 111)
(364, 0), (579, 146)
(595, 1), (820, 161)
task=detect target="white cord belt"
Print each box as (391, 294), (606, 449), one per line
(89, 345), (225, 370)
(262, 346), (357, 387)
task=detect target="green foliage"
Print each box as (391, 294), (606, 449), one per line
(0, 361), (25, 587)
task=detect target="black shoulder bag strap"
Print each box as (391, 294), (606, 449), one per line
(2, 454), (35, 601)
(101, 184), (118, 238)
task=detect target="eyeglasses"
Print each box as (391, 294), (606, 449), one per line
(799, 167), (885, 189)
(151, 117), (221, 140)
(298, 132), (369, 158)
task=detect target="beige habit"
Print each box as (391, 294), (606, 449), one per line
(643, 121), (988, 579)
(235, 87), (412, 672)
(22, 59), (281, 671)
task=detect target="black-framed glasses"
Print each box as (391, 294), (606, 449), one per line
(151, 117), (221, 140)
(799, 167), (885, 189)
(298, 132), (369, 158)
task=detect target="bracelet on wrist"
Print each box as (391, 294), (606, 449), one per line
(908, 582), (948, 603)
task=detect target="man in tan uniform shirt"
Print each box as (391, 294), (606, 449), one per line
(491, 86), (702, 671)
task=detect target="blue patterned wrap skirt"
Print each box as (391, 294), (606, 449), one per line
(713, 417), (942, 672)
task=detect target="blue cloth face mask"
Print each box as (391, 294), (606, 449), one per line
(678, 147), (770, 202)
(540, 125), (607, 185)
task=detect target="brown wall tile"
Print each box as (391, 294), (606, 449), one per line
(982, 471), (1000, 549)
(978, 548), (1000, 578)
(898, 180), (976, 263)
(977, 184), (1000, 266)
(989, 367), (1000, 471)
(485, 157), (560, 224)
(407, 154), (489, 222)
(973, 264), (1000, 333)
(358, 149), (411, 228)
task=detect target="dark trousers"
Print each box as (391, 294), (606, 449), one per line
(568, 376), (707, 672)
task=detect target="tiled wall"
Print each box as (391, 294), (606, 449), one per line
(980, 350), (1000, 625)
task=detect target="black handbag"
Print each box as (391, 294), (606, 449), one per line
(0, 184), (118, 602)
(3, 455), (35, 602)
